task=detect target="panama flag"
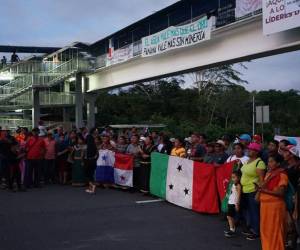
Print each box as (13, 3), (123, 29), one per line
(150, 153), (234, 214)
(95, 149), (115, 183)
(114, 153), (134, 187)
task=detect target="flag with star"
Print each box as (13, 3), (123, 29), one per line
(150, 153), (233, 214)
(114, 153), (134, 187)
(95, 149), (115, 183)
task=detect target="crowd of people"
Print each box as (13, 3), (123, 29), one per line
(0, 124), (299, 250)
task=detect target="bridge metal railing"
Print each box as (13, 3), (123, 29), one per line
(0, 58), (89, 103)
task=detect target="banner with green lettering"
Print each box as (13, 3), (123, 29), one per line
(142, 16), (214, 57)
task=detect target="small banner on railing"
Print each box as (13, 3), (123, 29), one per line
(235, 0), (262, 18)
(106, 44), (133, 67)
(141, 16), (213, 58)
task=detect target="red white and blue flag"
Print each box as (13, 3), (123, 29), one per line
(95, 150), (134, 187)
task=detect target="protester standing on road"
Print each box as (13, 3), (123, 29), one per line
(71, 135), (86, 186)
(25, 128), (45, 188)
(126, 134), (141, 190)
(44, 131), (57, 184)
(282, 145), (300, 249)
(240, 142), (266, 240)
(259, 154), (287, 250)
(85, 129), (98, 194)
(139, 136), (156, 193)
(224, 170), (242, 238)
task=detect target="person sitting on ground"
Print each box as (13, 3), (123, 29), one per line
(226, 143), (249, 166)
(224, 170), (242, 238)
(171, 137), (186, 158)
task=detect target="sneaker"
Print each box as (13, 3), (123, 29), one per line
(225, 230), (236, 238)
(224, 229), (231, 234)
(246, 234), (259, 240)
(241, 229), (253, 236)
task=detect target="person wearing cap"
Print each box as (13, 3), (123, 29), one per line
(25, 128), (46, 188)
(211, 140), (228, 166)
(239, 134), (252, 156)
(282, 145), (300, 249)
(240, 142), (266, 240)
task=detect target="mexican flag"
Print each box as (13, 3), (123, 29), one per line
(150, 153), (234, 214)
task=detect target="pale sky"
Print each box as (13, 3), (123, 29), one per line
(0, 0), (299, 91)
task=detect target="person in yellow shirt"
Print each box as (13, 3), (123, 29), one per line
(171, 138), (186, 158)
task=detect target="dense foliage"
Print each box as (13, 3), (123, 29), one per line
(95, 72), (300, 141)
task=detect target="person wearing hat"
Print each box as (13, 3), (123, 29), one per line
(211, 140), (228, 166)
(25, 128), (46, 188)
(239, 134), (252, 156)
(240, 142), (266, 240)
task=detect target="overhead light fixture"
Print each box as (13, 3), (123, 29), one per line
(15, 109), (23, 112)
(0, 73), (14, 81)
(68, 77), (76, 82)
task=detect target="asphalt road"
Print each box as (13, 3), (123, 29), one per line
(0, 186), (261, 250)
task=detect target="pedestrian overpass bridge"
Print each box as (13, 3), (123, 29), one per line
(87, 14), (300, 92)
(0, 0), (300, 129)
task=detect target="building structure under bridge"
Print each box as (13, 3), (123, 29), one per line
(0, 0), (299, 130)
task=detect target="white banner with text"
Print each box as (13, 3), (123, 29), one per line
(141, 16), (213, 57)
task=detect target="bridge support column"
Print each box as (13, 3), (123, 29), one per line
(75, 74), (84, 128)
(85, 93), (97, 129)
(32, 89), (40, 128)
(63, 107), (70, 122)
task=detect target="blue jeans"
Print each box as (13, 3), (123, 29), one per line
(243, 192), (260, 235)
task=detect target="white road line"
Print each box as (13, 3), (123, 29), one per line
(135, 199), (163, 204)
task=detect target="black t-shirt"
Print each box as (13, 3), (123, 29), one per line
(286, 163), (300, 190)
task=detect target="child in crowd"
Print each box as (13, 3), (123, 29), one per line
(224, 170), (242, 238)
(171, 138), (186, 158)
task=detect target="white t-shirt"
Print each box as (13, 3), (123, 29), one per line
(228, 184), (239, 205)
(226, 155), (249, 165)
